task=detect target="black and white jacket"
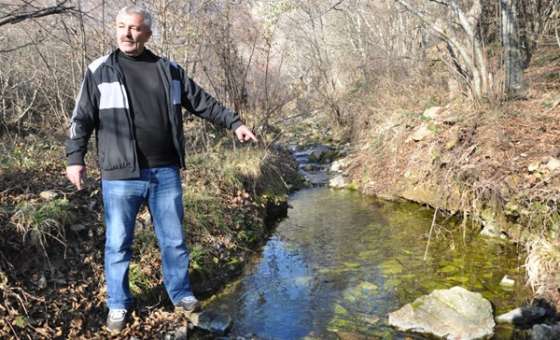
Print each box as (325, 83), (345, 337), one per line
(65, 49), (242, 180)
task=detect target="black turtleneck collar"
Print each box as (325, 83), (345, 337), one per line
(117, 49), (158, 62)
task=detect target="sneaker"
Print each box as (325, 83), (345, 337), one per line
(106, 309), (127, 333)
(175, 295), (201, 313)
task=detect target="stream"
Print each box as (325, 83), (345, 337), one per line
(200, 186), (530, 339)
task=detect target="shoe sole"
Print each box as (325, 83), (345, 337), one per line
(175, 302), (201, 313)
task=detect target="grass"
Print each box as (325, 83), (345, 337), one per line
(525, 238), (560, 300)
(10, 197), (74, 258)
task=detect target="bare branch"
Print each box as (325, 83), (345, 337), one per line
(0, 1), (74, 27)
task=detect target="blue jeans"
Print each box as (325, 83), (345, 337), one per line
(102, 167), (193, 310)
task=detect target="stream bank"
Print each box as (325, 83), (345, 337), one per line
(0, 138), (302, 338)
(333, 100), (560, 310)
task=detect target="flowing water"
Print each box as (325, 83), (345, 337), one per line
(203, 187), (529, 339)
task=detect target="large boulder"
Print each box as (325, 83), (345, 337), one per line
(388, 286), (495, 339)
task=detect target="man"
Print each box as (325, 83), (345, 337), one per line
(65, 5), (256, 333)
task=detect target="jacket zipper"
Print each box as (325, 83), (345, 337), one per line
(106, 61), (138, 172)
(160, 60), (184, 167)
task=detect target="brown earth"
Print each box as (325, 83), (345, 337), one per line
(344, 48), (560, 307)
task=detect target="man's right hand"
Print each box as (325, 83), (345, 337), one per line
(66, 165), (87, 190)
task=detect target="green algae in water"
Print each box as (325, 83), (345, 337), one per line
(343, 261), (361, 269)
(379, 259), (404, 275)
(342, 281), (379, 303)
(203, 188), (530, 339)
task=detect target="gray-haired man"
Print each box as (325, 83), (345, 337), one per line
(65, 5), (256, 332)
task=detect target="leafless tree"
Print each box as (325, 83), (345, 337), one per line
(0, 0), (74, 27)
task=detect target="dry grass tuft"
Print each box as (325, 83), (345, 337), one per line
(525, 238), (560, 301)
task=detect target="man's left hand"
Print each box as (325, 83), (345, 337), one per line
(234, 125), (257, 143)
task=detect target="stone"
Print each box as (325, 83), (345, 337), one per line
(496, 300), (556, 328)
(528, 161), (541, 172)
(300, 163), (315, 171)
(443, 114), (460, 125)
(388, 286), (495, 339)
(300, 169), (329, 186)
(496, 307), (523, 324)
(500, 275), (515, 287)
(329, 174), (349, 189)
(174, 326), (188, 340)
(307, 145), (333, 163)
(422, 106), (445, 120)
(330, 159), (347, 173)
(531, 323), (560, 340)
(188, 311), (232, 335)
(445, 128), (460, 150)
(40, 191), (58, 201)
(546, 158), (560, 172)
(411, 125), (434, 142)
(70, 224), (87, 232)
(37, 274), (47, 289)
(479, 209), (507, 239)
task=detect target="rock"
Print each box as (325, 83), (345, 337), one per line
(329, 174), (349, 189)
(531, 323), (560, 340)
(174, 326), (188, 340)
(496, 307), (523, 324)
(37, 274), (47, 289)
(546, 158), (560, 172)
(40, 191), (58, 201)
(300, 169), (329, 186)
(445, 128), (460, 150)
(496, 300), (556, 328)
(411, 125), (434, 142)
(307, 145), (333, 163)
(443, 114), (460, 125)
(300, 163), (323, 172)
(330, 159), (347, 173)
(528, 161), (541, 172)
(70, 224), (87, 232)
(479, 209), (507, 239)
(188, 311), (232, 335)
(500, 275), (515, 287)
(479, 217), (504, 238)
(422, 106), (445, 120)
(388, 286), (495, 339)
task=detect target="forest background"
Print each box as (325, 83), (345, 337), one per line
(2, 0), (560, 338)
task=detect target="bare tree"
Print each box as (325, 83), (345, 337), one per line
(501, 0), (526, 98)
(0, 0), (74, 27)
(395, 0), (491, 100)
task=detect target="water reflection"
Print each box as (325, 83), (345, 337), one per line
(205, 188), (529, 338)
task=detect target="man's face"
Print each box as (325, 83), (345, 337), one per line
(116, 13), (151, 56)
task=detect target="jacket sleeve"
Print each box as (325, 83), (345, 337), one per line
(180, 68), (242, 131)
(65, 69), (99, 166)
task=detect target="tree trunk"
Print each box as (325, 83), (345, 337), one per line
(501, 0), (526, 98)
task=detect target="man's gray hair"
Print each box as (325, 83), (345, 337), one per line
(117, 5), (153, 30)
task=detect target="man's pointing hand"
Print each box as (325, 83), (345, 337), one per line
(234, 125), (257, 143)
